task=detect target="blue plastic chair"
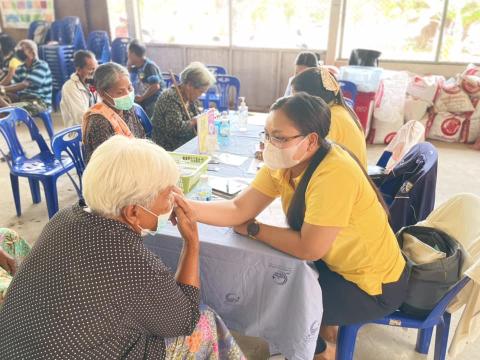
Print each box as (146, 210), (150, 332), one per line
(161, 72), (179, 88)
(206, 65), (227, 75)
(0, 107), (75, 218)
(61, 16), (87, 50)
(133, 103), (152, 138)
(36, 110), (55, 139)
(87, 31), (111, 64)
(51, 126), (85, 200)
(40, 44), (75, 110)
(339, 80), (358, 107)
(337, 276), (471, 360)
(214, 75), (241, 111)
(111, 37), (130, 66)
(48, 20), (64, 43)
(28, 20), (50, 44)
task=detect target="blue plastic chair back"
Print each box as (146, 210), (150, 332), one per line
(51, 126), (85, 198)
(49, 20), (64, 43)
(133, 103), (152, 138)
(376, 150), (393, 168)
(339, 80), (358, 106)
(111, 37), (130, 66)
(215, 75), (241, 111)
(87, 31), (111, 64)
(206, 65), (227, 75)
(161, 72), (179, 88)
(28, 20), (49, 42)
(0, 107), (52, 165)
(61, 16), (86, 50)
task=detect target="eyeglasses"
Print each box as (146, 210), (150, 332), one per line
(259, 131), (305, 146)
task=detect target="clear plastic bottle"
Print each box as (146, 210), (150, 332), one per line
(218, 111), (230, 147)
(238, 97), (248, 132)
(195, 174), (212, 201)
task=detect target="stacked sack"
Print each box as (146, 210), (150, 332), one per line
(411, 64), (480, 143)
(368, 70), (410, 144)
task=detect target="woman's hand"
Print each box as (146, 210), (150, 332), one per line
(0, 249), (16, 275)
(172, 192), (199, 245)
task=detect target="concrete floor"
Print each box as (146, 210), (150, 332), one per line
(1, 113), (480, 359)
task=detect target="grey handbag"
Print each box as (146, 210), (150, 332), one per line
(396, 226), (463, 318)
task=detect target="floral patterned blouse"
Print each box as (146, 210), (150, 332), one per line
(151, 87), (201, 151)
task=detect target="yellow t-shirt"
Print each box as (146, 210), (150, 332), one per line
(328, 105), (367, 169)
(8, 57), (22, 72)
(252, 145), (405, 295)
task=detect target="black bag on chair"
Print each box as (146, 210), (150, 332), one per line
(396, 226), (462, 318)
(348, 49), (382, 67)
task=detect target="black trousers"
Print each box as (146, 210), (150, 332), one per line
(315, 261), (409, 354)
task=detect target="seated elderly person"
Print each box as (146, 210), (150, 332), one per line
(82, 62), (145, 164)
(0, 39), (52, 115)
(0, 136), (245, 359)
(60, 50), (98, 127)
(128, 39), (164, 118)
(152, 62), (215, 151)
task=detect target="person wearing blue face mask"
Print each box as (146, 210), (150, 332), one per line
(0, 135), (245, 359)
(82, 62), (146, 164)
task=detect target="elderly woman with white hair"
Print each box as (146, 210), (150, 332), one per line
(152, 61), (215, 150)
(0, 39), (52, 115)
(0, 136), (245, 359)
(82, 62), (145, 164)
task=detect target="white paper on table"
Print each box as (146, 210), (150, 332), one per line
(215, 153), (248, 166)
(247, 158), (264, 174)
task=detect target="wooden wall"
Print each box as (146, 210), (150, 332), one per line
(147, 44), (326, 112)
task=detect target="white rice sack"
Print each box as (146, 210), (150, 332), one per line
(434, 84), (474, 113)
(404, 95), (430, 122)
(427, 112), (466, 143)
(460, 65), (480, 99)
(461, 98), (480, 143)
(369, 71), (410, 144)
(407, 75), (444, 104)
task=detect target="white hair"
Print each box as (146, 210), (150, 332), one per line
(20, 39), (38, 59)
(82, 136), (179, 217)
(180, 61), (216, 88)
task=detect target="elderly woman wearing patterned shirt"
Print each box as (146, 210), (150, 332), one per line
(0, 136), (245, 359)
(152, 62), (215, 151)
(82, 62), (145, 163)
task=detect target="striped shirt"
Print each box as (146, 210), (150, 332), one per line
(13, 59), (52, 106)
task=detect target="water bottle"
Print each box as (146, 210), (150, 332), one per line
(238, 97), (248, 132)
(195, 174), (212, 201)
(218, 111), (230, 148)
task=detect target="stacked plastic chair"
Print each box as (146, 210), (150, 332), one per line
(40, 44), (75, 110)
(60, 16), (86, 50)
(87, 31), (111, 64)
(111, 37), (130, 66)
(27, 20), (50, 45)
(161, 72), (179, 88)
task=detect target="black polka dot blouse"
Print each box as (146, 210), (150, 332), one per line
(0, 203), (200, 359)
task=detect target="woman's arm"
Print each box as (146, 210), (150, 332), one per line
(189, 186), (274, 227)
(234, 221), (340, 261)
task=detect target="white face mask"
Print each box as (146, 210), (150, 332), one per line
(138, 205), (173, 237)
(262, 137), (308, 170)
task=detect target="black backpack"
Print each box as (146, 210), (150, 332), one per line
(396, 226), (462, 318)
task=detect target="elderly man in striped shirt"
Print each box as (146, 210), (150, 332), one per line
(0, 39), (52, 116)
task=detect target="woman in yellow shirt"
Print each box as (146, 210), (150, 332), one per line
(291, 67), (367, 168)
(190, 93), (408, 359)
